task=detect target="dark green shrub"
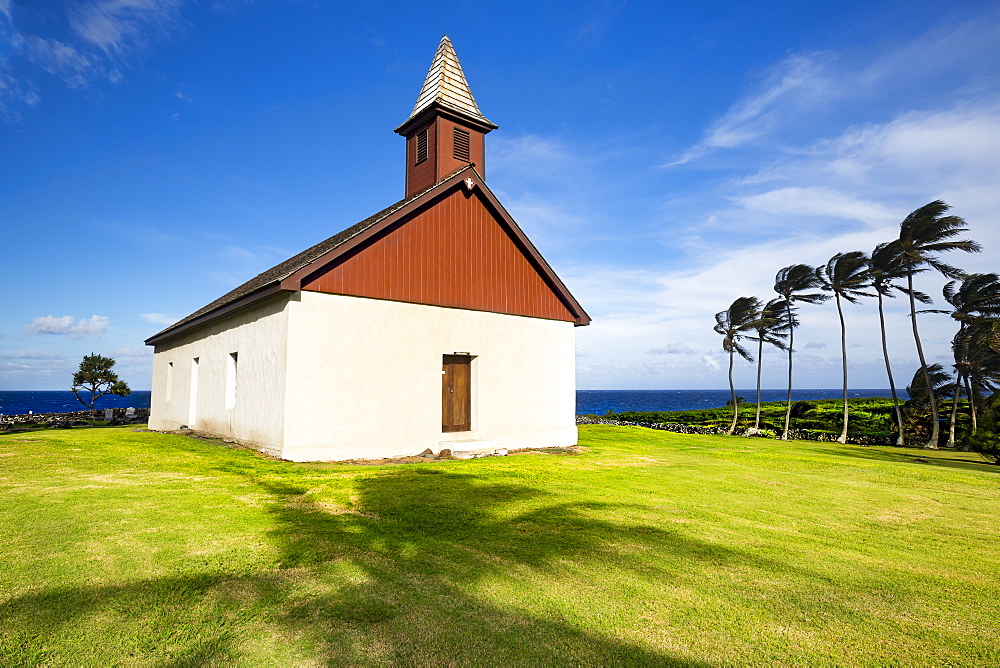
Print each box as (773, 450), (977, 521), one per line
(967, 431), (1000, 464)
(790, 401), (816, 418)
(968, 393), (1000, 464)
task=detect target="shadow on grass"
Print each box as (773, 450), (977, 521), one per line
(0, 464), (729, 665)
(814, 443), (1000, 475)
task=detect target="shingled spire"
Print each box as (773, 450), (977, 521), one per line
(396, 36), (497, 198)
(408, 36), (493, 126)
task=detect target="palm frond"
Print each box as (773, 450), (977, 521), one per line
(943, 273), (1000, 322)
(906, 363), (954, 405)
(817, 251), (875, 303)
(748, 297), (791, 350)
(896, 201), (979, 281)
(715, 296), (764, 355)
(774, 264), (827, 303)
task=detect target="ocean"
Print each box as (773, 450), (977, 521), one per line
(0, 391), (153, 416)
(575, 389), (904, 416)
(1, 388), (903, 417)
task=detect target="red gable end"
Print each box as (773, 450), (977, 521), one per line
(299, 181), (577, 323)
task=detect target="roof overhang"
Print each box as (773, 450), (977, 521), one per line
(394, 102), (498, 137)
(144, 283), (290, 347)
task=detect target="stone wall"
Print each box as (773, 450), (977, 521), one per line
(1, 407), (150, 428)
(575, 415), (893, 446)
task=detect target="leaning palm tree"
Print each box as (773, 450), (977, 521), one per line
(941, 274), (1000, 447)
(714, 296), (763, 435)
(747, 298), (791, 430)
(897, 200), (981, 449)
(869, 241), (932, 445)
(816, 252), (875, 444)
(774, 265), (829, 439)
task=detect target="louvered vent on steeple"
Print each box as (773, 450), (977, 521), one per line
(416, 129), (428, 164)
(453, 128), (470, 162)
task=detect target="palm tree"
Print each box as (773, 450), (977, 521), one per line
(714, 296), (763, 435)
(869, 241), (932, 446)
(747, 298), (791, 430)
(941, 274), (1000, 447)
(906, 363), (952, 407)
(773, 265), (829, 440)
(896, 200), (981, 449)
(816, 252), (875, 444)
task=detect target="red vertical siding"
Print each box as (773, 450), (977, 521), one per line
(301, 189), (576, 322)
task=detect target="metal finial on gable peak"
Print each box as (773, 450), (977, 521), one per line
(408, 35), (492, 125)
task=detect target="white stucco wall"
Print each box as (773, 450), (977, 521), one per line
(148, 295), (291, 454)
(281, 291), (577, 461)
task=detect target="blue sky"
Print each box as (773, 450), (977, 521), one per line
(2, 0), (999, 391)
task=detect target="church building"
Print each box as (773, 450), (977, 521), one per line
(144, 37), (590, 461)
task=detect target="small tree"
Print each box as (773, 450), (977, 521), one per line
(714, 296), (763, 435)
(71, 353), (131, 410)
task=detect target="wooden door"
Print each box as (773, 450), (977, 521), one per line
(442, 354), (471, 432)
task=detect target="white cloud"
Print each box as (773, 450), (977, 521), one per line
(1, 361), (30, 370)
(109, 345), (153, 368)
(1, 0), (192, 120)
(0, 70), (39, 123)
(23, 36), (97, 88)
(572, 86), (1000, 388)
(648, 342), (698, 355)
(109, 346), (152, 358)
(735, 187), (897, 226)
(140, 312), (178, 325)
(70, 0), (184, 57)
(0, 349), (63, 360)
(669, 14), (1000, 168)
(25, 315), (109, 339)
(668, 53), (832, 165)
(570, 0), (627, 47)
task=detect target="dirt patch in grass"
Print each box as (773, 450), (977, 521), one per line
(333, 445), (586, 466)
(159, 429), (586, 465)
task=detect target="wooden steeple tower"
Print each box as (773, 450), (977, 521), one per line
(395, 36), (497, 198)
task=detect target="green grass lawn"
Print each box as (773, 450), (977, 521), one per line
(2, 426), (998, 665)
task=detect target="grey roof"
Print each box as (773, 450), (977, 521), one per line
(146, 167), (480, 344)
(408, 36), (493, 126)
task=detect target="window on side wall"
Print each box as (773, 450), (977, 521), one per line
(166, 361), (173, 402)
(225, 352), (238, 410)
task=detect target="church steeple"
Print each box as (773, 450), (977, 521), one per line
(396, 36), (497, 198)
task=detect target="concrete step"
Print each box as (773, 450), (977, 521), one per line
(438, 440), (507, 459)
